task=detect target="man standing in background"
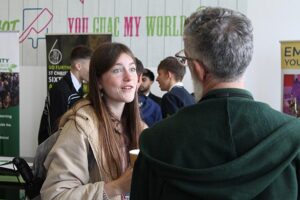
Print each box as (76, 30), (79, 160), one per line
(156, 56), (195, 118)
(38, 45), (92, 144)
(139, 68), (162, 106)
(136, 58), (162, 127)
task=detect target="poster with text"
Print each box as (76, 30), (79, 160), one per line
(281, 41), (300, 117)
(282, 74), (300, 117)
(46, 34), (111, 90)
(0, 32), (20, 156)
(281, 41), (300, 70)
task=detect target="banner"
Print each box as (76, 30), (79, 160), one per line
(0, 32), (20, 156)
(281, 41), (300, 117)
(46, 34), (111, 90)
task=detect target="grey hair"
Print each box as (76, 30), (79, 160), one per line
(184, 7), (253, 81)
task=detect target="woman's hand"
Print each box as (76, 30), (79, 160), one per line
(104, 167), (133, 198)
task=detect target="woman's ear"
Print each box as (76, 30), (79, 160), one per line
(97, 80), (103, 90)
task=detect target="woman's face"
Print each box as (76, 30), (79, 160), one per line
(100, 53), (138, 104)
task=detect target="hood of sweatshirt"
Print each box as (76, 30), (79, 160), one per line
(137, 93), (300, 199)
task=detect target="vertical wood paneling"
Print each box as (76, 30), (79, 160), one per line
(0, 0), (248, 156)
(114, 0), (132, 46)
(0, 0), (9, 20)
(130, 0), (148, 63)
(83, 0), (99, 17)
(0, 0), (246, 69)
(237, 0), (248, 14)
(99, 0), (115, 16)
(8, 0), (23, 67)
(67, 0), (83, 33)
(219, 0), (238, 9)
(183, 0), (201, 15)
(83, 0), (99, 35)
(201, 0), (219, 7)
(36, 0), (53, 66)
(147, 0), (165, 69)
(98, 0), (115, 40)
(18, 0), (38, 155)
(21, 0), (38, 66)
(52, 0), (68, 33)
(68, 0), (83, 17)
(31, 0), (50, 151)
(164, 0), (184, 57)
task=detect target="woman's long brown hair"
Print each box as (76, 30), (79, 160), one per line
(87, 42), (142, 179)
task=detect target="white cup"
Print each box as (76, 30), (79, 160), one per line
(129, 149), (140, 165)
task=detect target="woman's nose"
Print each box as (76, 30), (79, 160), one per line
(123, 69), (132, 81)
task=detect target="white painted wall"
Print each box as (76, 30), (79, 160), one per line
(16, 0), (246, 157)
(150, 0), (300, 114)
(2, 0), (298, 157)
(245, 0), (300, 110)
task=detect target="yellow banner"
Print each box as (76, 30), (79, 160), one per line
(281, 41), (300, 69)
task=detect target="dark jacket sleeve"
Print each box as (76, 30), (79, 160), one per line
(49, 86), (69, 132)
(130, 154), (150, 200)
(130, 153), (197, 200)
(161, 93), (182, 118)
(154, 107), (162, 124)
(38, 96), (51, 144)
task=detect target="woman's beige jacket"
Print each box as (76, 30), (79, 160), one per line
(40, 100), (123, 200)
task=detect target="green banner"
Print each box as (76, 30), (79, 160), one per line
(0, 32), (20, 156)
(0, 107), (19, 156)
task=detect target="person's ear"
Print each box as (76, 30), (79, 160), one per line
(74, 62), (81, 71)
(167, 71), (173, 79)
(138, 74), (142, 83)
(192, 60), (207, 82)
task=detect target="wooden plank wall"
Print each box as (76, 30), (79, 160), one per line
(0, 0), (247, 156)
(0, 0), (246, 68)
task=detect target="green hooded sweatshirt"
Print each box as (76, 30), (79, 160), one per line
(130, 89), (300, 200)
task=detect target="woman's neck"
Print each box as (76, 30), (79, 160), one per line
(105, 100), (125, 120)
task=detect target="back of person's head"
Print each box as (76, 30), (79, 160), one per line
(143, 68), (155, 82)
(70, 45), (93, 66)
(135, 57), (144, 76)
(157, 56), (186, 81)
(184, 7), (253, 82)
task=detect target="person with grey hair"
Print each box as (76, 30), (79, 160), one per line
(130, 7), (300, 200)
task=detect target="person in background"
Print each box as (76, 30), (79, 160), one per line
(41, 42), (146, 200)
(1, 91), (11, 109)
(139, 68), (162, 106)
(130, 7), (300, 200)
(136, 58), (162, 127)
(38, 45), (92, 144)
(156, 56), (195, 118)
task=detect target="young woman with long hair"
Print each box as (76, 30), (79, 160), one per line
(41, 42), (145, 200)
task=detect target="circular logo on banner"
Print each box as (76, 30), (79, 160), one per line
(48, 49), (62, 65)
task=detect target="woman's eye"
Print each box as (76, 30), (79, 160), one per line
(112, 68), (122, 73)
(130, 67), (136, 72)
